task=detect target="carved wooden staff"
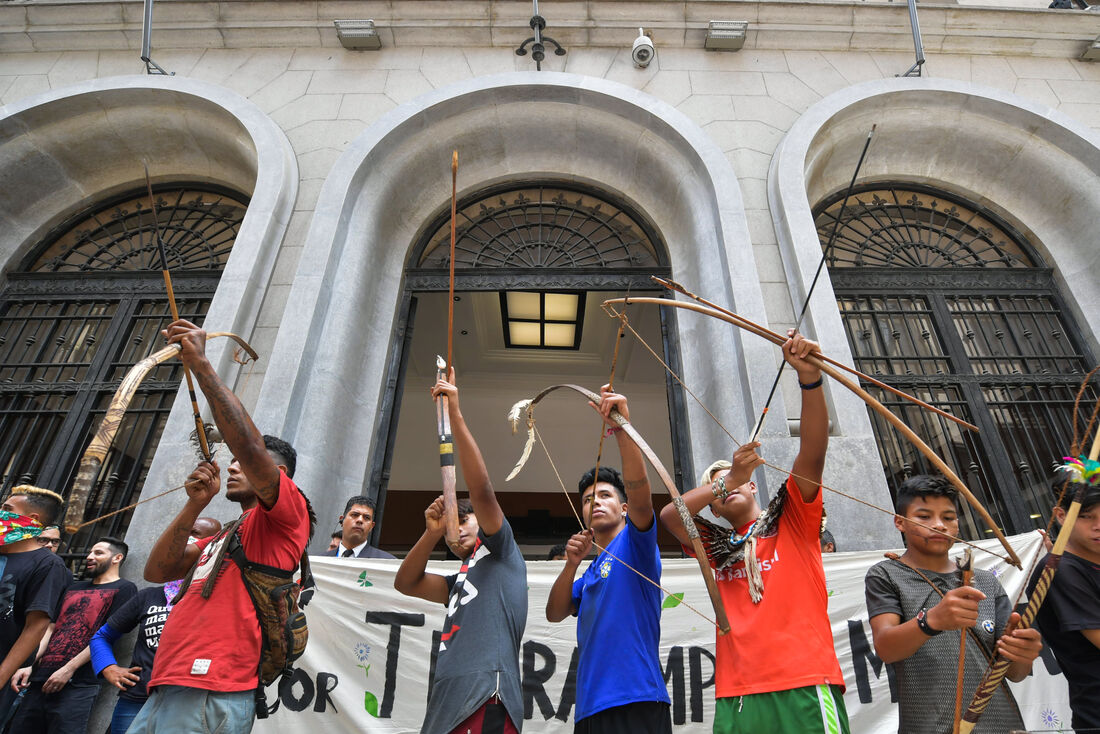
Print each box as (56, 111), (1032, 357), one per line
(952, 547), (973, 734)
(958, 427), (1100, 733)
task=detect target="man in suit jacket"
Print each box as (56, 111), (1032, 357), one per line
(323, 496), (395, 559)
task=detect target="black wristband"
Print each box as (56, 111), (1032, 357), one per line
(798, 377), (823, 390)
(915, 607), (942, 636)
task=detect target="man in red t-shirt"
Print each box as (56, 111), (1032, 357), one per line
(659, 330), (849, 734)
(127, 319), (311, 734)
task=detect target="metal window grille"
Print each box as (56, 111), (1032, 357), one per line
(817, 184), (1097, 537)
(0, 185), (246, 563)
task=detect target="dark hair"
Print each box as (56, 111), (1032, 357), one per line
(97, 536), (129, 563)
(1051, 472), (1100, 514)
(8, 486), (63, 526)
(820, 529), (836, 550)
(895, 475), (958, 516)
(457, 498), (474, 523)
(577, 466), (627, 503)
(547, 543), (567, 560)
(342, 495), (377, 516)
(263, 435), (297, 478)
(331, 528), (343, 539)
(298, 487), (318, 542)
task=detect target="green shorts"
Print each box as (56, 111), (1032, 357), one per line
(714, 684), (850, 734)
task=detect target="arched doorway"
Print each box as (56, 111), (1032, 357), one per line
(372, 182), (693, 555)
(813, 183), (1097, 537)
(0, 184), (249, 558)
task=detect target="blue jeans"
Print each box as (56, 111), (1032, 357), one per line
(110, 696), (146, 733)
(125, 685), (254, 734)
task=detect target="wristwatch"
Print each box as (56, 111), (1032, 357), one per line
(915, 607), (942, 636)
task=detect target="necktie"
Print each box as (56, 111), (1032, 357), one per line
(342, 547), (355, 558)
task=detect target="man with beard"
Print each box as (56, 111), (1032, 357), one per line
(9, 537), (135, 734)
(128, 318), (312, 734)
(323, 496), (394, 559)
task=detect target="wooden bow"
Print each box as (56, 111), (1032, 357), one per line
(62, 332), (258, 535)
(958, 426), (1100, 733)
(507, 383), (731, 634)
(601, 295), (1022, 570)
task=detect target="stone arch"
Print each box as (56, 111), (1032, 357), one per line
(769, 78), (1100, 541)
(256, 72), (839, 547)
(0, 76), (298, 551)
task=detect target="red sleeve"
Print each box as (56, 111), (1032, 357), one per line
(779, 475), (823, 545)
(240, 471), (309, 569)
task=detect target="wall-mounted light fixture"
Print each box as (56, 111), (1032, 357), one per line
(334, 19), (382, 50)
(704, 21), (748, 52)
(500, 291), (585, 349)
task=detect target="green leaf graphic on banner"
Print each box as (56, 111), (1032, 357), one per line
(662, 592), (684, 609)
(364, 691), (379, 716)
(358, 571), (373, 588)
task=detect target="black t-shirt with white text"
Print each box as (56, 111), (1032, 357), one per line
(32, 578), (136, 687)
(103, 585), (172, 701)
(1028, 551), (1100, 730)
(0, 548), (71, 659)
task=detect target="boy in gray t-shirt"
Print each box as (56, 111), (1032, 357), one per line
(863, 475), (1041, 734)
(394, 370), (527, 734)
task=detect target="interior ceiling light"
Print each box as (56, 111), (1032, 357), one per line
(500, 291), (585, 350)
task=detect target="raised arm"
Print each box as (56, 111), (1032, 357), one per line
(393, 496), (451, 604)
(163, 319), (281, 509)
(145, 461), (216, 582)
(432, 369), (503, 536)
(593, 387), (653, 531)
(784, 330), (828, 503)
(546, 530), (592, 622)
(660, 442), (765, 545)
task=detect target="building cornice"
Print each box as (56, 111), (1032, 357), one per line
(0, 0), (1097, 58)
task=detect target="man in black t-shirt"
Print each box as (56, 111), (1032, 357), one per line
(9, 536), (136, 734)
(1029, 476), (1100, 732)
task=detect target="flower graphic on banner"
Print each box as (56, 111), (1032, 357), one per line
(357, 571), (373, 588)
(1040, 709), (1061, 729)
(353, 641), (379, 716)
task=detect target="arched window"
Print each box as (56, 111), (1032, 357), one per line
(815, 184), (1097, 539)
(0, 185), (247, 558)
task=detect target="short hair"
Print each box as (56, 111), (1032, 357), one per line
(547, 543), (567, 560)
(457, 498), (474, 523)
(1051, 471), (1100, 515)
(263, 435), (297, 479)
(577, 466), (627, 504)
(342, 495), (377, 516)
(8, 485), (63, 526)
(331, 528), (343, 539)
(820, 529), (836, 550)
(97, 536), (129, 563)
(895, 475), (958, 516)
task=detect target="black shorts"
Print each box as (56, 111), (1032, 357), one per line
(574, 701), (673, 734)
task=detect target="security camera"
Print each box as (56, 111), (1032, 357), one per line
(631, 28), (654, 68)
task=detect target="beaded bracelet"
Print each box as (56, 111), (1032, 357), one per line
(798, 377), (824, 390)
(711, 475), (729, 499)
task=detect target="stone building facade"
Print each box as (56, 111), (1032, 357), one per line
(2, 1), (1099, 575)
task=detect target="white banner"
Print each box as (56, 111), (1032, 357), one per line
(254, 532), (1071, 733)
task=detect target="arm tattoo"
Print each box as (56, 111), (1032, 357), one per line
(624, 478), (648, 491)
(156, 522), (192, 577)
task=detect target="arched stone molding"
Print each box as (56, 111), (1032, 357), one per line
(0, 76), (298, 553)
(256, 71), (870, 548)
(769, 78), (1100, 529)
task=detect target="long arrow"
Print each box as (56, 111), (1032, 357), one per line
(144, 163), (212, 462)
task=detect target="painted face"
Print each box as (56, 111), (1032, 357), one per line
(580, 482), (626, 532)
(340, 504), (376, 548)
(85, 541), (117, 577)
(895, 495), (958, 553)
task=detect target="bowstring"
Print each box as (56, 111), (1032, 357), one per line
(606, 303), (1018, 566)
(532, 423), (722, 631)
